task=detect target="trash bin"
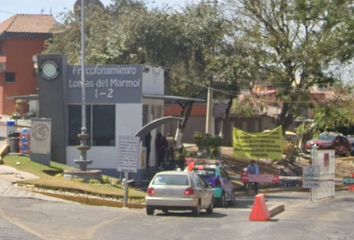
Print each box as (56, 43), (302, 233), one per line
(8, 132), (20, 153)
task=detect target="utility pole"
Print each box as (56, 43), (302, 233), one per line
(205, 86), (214, 135)
(204, 0), (218, 135)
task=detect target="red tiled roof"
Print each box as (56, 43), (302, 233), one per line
(0, 14), (56, 35)
(165, 104), (206, 117)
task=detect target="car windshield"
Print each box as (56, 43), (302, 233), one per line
(319, 134), (336, 141)
(193, 168), (215, 178)
(152, 174), (189, 186)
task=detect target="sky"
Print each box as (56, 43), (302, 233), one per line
(0, 0), (200, 23)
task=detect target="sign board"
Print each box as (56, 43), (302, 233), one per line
(117, 136), (140, 173)
(233, 127), (283, 161)
(303, 165), (320, 188)
(66, 65), (143, 104)
(248, 174), (279, 184)
(323, 153), (329, 168)
(30, 119), (51, 154)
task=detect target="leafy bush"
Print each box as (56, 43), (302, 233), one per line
(101, 175), (110, 184)
(89, 179), (101, 184)
(193, 132), (223, 158)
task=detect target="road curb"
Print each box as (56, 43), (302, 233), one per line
(269, 204), (285, 217)
(33, 190), (146, 209)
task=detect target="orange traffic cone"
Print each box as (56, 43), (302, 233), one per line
(349, 174), (354, 192)
(249, 194), (270, 221)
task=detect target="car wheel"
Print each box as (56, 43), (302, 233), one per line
(192, 201), (201, 216)
(346, 150), (351, 157)
(162, 209), (169, 214)
(246, 183), (252, 195)
(228, 192), (235, 206)
(206, 200), (214, 214)
(219, 192), (226, 208)
(146, 207), (154, 216)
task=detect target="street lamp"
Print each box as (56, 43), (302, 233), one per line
(74, 0), (92, 171)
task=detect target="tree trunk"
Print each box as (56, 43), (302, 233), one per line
(175, 101), (194, 148)
(277, 102), (294, 132)
(219, 96), (234, 145)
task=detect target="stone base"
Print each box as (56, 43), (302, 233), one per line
(64, 169), (102, 182)
(73, 159), (93, 172)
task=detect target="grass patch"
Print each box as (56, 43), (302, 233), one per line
(2, 155), (146, 201)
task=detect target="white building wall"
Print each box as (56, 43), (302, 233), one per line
(142, 98), (164, 167)
(142, 65), (164, 167)
(142, 66), (164, 95)
(66, 103), (142, 169)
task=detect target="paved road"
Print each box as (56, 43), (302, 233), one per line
(0, 191), (353, 240)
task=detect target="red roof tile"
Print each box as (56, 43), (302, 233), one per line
(165, 104), (207, 117)
(0, 14), (56, 35)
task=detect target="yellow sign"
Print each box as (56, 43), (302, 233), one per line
(233, 127), (283, 160)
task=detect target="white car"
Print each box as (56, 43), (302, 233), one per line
(145, 170), (214, 216)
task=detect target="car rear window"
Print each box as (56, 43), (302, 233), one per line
(193, 168), (215, 177)
(152, 174), (189, 186)
(319, 134), (336, 141)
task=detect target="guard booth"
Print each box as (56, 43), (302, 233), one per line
(36, 54), (205, 181)
(36, 54), (189, 181)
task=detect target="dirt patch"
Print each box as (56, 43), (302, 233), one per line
(335, 158), (354, 178)
(195, 146), (354, 179)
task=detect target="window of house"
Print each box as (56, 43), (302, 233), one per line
(5, 72), (16, 83)
(68, 105), (115, 146)
(92, 105), (115, 146)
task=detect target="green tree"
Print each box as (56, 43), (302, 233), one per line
(45, 1), (232, 143)
(296, 84), (354, 148)
(226, 0), (354, 131)
(46, 2), (228, 98)
(313, 85), (354, 133)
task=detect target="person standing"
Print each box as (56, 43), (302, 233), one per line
(247, 160), (260, 194)
(143, 132), (151, 168)
(215, 161), (221, 178)
(155, 132), (167, 170)
(166, 133), (176, 167)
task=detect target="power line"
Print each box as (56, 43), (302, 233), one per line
(179, 78), (348, 104)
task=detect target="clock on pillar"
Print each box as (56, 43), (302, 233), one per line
(40, 60), (59, 80)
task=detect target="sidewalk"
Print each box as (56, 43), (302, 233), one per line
(0, 165), (67, 202)
(0, 165), (39, 183)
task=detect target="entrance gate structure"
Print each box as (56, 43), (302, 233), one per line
(311, 149), (335, 200)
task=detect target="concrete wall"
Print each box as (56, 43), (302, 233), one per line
(66, 103), (142, 169)
(142, 66), (164, 95)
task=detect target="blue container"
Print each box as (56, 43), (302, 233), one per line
(6, 120), (16, 136)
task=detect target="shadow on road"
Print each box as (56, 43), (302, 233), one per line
(155, 211), (227, 218)
(266, 195), (308, 200)
(234, 198), (254, 209)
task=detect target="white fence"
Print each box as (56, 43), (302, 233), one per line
(311, 149), (336, 200)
